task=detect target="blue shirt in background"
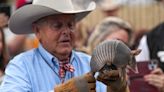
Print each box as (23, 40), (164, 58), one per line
(0, 44), (106, 92)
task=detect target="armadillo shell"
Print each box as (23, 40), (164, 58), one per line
(90, 40), (131, 72)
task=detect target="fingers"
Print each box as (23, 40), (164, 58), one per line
(97, 74), (104, 81)
(100, 70), (119, 80)
(97, 75), (110, 85)
(84, 72), (96, 83)
(151, 68), (163, 74)
(107, 70), (119, 77)
(90, 90), (96, 92)
(144, 74), (164, 88)
(88, 83), (96, 89)
(84, 72), (96, 92)
(88, 82), (96, 90)
(144, 68), (164, 89)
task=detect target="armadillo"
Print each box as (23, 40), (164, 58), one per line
(90, 40), (141, 78)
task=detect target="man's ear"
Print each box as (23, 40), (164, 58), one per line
(130, 49), (141, 56)
(32, 23), (41, 40)
(32, 23), (39, 34)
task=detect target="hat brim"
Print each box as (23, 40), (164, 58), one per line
(9, 5), (94, 34)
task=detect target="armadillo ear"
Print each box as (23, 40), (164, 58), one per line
(130, 49), (141, 56)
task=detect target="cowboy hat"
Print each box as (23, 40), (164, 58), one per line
(9, 0), (96, 34)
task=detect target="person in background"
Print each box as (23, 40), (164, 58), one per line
(88, 17), (133, 54)
(3, 0), (35, 58)
(0, 0), (129, 92)
(0, 28), (9, 84)
(0, 0), (27, 58)
(74, 23), (89, 53)
(135, 22), (164, 92)
(96, 0), (121, 17)
(136, 22), (164, 70)
(72, 0), (122, 53)
(0, 1), (10, 82)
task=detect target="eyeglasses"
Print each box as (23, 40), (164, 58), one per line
(48, 21), (76, 31)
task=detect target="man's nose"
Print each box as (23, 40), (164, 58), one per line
(61, 26), (72, 34)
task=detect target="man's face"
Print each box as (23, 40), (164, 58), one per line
(33, 14), (76, 60)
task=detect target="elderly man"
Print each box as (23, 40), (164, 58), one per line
(0, 0), (129, 92)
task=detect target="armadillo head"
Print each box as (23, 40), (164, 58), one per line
(90, 40), (140, 73)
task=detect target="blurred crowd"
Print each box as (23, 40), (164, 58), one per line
(0, 0), (164, 92)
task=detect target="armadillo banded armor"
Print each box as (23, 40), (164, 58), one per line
(90, 40), (131, 72)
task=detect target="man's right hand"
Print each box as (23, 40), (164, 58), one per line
(54, 72), (96, 92)
(97, 67), (129, 92)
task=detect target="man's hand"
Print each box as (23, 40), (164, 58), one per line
(97, 65), (128, 92)
(54, 72), (96, 92)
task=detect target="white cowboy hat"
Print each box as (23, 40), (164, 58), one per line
(9, 0), (96, 34)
